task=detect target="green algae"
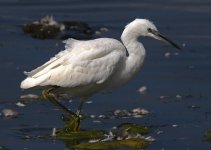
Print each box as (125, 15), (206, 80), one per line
(58, 114), (81, 132)
(74, 138), (151, 149)
(117, 123), (150, 135)
(57, 130), (105, 141)
(54, 114), (105, 140)
(205, 130), (211, 142)
(56, 121), (151, 149)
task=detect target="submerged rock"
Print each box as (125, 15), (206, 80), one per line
(22, 16), (64, 39)
(22, 16), (107, 40)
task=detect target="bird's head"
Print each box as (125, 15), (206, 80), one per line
(124, 18), (181, 49)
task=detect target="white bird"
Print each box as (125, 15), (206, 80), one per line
(20, 19), (180, 117)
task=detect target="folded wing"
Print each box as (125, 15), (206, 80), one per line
(20, 38), (125, 89)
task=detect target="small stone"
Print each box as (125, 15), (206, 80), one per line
(2, 109), (18, 118)
(138, 86), (147, 94)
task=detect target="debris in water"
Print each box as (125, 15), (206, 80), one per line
(51, 127), (57, 137)
(88, 139), (100, 143)
(164, 52), (171, 58)
(21, 135), (31, 140)
(176, 94), (182, 99)
(172, 124), (178, 128)
(159, 95), (170, 100)
(85, 101), (93, 104)
(95, 27), (109, 35)
(113, 108), (149, 118)
(187, 105), (200, 109)
(138, 86), (147, 94)
(83, 123), (153, 149)
(156, 130), (164, 135)
(16, 102), (26, 107)
(2, 109), (18, 118)
(93, 120), (102, 123)
(131, 108), (149, 115)
(89, 114), (96, 118)
(20, 94), (40, 99)
(98, 115), (106, 118)
(99, 27), (109, 32)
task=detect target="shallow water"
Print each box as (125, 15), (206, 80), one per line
(0, 0), (211, 149)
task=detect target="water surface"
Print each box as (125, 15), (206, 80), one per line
(0, 0), (211, 149)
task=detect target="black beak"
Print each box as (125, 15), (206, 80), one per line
(148, 28), (181, 50)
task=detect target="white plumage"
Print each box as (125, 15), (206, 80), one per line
(20, 19), (180, 98)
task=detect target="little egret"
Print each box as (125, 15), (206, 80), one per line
(20, 19), (180, 129)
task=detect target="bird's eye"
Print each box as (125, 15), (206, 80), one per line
(147, 28), (152, 33)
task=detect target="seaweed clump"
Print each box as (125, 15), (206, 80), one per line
(22, 16), (104, 40)
(53, 117), (153, 150)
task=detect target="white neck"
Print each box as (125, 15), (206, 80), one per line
(118, 27), (146, 83)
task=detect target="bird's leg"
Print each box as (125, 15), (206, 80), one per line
(76, 99), (85, 117)
(42, 87), (83, 131)
(42, 87), (76, 117)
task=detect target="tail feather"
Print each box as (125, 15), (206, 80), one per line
(20, 73), (50, 89)
(20, 78), (38, 89)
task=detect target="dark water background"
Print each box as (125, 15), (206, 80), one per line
(0, 0), (211, 149)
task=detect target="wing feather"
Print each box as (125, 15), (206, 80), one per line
(21, 38), (125, 89)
